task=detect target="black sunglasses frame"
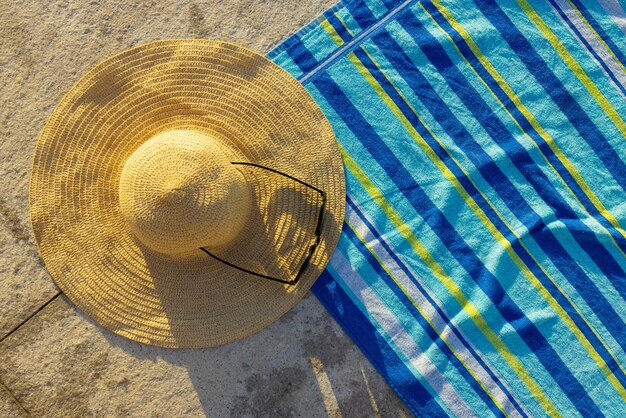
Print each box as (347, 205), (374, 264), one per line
(200, 162), (326, 286)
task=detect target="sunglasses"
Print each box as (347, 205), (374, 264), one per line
(200, 162), (326, 286)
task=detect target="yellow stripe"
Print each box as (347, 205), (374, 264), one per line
(321, 19), (345, 46)
(517, 0), (626, 143)
(345, 218), (510, 417)
(564, 0), (626, 78)
(340, 146), (559, 416)
(427, 0), (626, 260)
(422, 1), (626, 394)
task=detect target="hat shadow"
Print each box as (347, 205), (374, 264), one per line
(138, 165), (342, 346)
(99, 170), (345, 415)
(209, 182), (324, 285)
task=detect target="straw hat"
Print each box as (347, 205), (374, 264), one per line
(29, 39), (345, 348)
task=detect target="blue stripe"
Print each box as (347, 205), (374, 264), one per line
(324, 9), (353, 42)
(312, 265), (447, 417)
(298, 0), (417, 85)
(549, 0), (626, 97)
(343, 0), (379, 29)
(312, 70), (606, 416)
(380, 0), (404, 11)
(347, 196), (528, 417)
(283, 33), (320, 74)
(343, 200), (506, 417)
(365, 20), (626, 351)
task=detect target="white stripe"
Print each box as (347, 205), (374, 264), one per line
(345, 201), (528, 417)
(299, 0), (415, 84)
(330, 249), (475, 417)
(598, 0), (626, 35)
(553, 0), (626, 96)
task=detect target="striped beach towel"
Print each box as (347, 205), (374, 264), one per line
(269, 0), (626, 416)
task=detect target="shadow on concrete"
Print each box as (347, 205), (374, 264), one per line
(135, 161), (341, 346)
(92, 159), (409, 416)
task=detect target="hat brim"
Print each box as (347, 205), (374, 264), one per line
(29, 39), (345, 348)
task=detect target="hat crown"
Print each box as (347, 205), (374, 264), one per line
(118, 130), (251, 255)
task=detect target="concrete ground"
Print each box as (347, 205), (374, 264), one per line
(0, 1), (412, 416)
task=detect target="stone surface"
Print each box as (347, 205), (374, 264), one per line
(0, 0), (412, 415)
(0, 294), (410, 417)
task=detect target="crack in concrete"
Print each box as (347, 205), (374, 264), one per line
(0, 293), (63, 417)
(0, 292), (62, 345)
(0, 358), (31, 416)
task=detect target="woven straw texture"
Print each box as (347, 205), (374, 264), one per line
(29, 39), (345, 348)
(118, 129), (253, 254)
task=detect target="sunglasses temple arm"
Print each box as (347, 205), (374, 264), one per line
(200, 162), (326, 286)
